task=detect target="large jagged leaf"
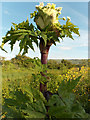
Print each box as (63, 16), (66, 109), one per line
(47, 94), (65, 107)
(30, 88), (47, 103)
(47, 31), (60, 43)
(57, 76), (82, 107)
(23, 86), (46, 103)
(1, 2), (80, 54)
(58, 75), (82, 94)
(48, 105), (73, 118)
(30, 100), (46, 114)
(22, 99), (46, 118)
(0, 46), (7, 53)
(2, 105), (24, 118)
(31, 36), (38, 47)
(1, 20), (39, 55)
(3, 87), (47, 119)
(22, 45), (29, 55)
(4, 98), (18, 106)
(47, 75), (88, 119)
(23, 107), (46, 118)
(71, 102), (89, 118)
(47, 76), (81, 111)
(19, 35), (27, 53)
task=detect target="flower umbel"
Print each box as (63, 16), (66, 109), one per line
(67, 16), (71, 21)
(63, 17), (66, 21)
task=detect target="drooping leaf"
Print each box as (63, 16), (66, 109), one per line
(19, 35), (27, 53)
(2, 105), (23, 118)
(71, 102), (89, 118)
(32, 36), (38, 47)
(1, 20), (40, 55)
(48, 105), (70, 118)
(57, 76), (82, 108)
(0, 46), (7, 53)
(23, 107), (46, 118)
(58, 76), (82, 94)
(40, 33), (47, 46)
(47, 94), (65, 107)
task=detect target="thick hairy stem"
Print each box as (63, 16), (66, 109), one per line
(40, 51), (49, 94)
(40, 43), (51, 64)
(39, 41), (52, 100)
(41, 52), (48, 64)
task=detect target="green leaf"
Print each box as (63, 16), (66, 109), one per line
(55, 112), (74, 118)
(26, 39), (35, 51)
(40, 33), (47, 46)
(4, 98), (17, 106)
(58, 76), (82, 93)
(12, 22), (17, 26)
(67, 75), (82, 92)
(30, 100), (46, 114)
(61, 21), (80, 39)
(22, 45), (29, 55)
(2, 105), (23, 118)
(32, 36), (38, 47)
(23, 108), (45, 118)
(71, 102), (89, 118)
(57, 76), (82, 108)
(61, 30), (65, 37)
(1, 17), (41, 54)
(0, 46), (7, 53)
(30, 88), (47, 103)
(19, 35), (27, 53)
(29, 23), (34, 30)
(71, 28), (80, 36)
(47, 94), (64, 107)
(48, 106), (69, 117)
(23, 86), (46, 103)
(71, 102), (85, 113)
(14, 89), (30, 103)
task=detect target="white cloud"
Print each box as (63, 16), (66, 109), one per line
(59, 46), (72, 50)
(48, 29), (88, 59)
(57, 29), (88, 48)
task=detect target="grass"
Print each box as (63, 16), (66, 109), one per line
(1, 59), (90, 118)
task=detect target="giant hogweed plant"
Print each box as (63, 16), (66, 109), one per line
(0, 3), (86, 119)
(1, 2), (80, 97)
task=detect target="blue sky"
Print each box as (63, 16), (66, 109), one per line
(0, 2), (88, 59)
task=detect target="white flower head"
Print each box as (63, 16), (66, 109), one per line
(67, 16), (71, 21)
(63, 17), (66, 21)
(40, 2), (44, 7)
(58, 7), (62, 11)
(58, 11), (61, 15)
(56, 7), (62, 11)
(35, 5), (39, 9)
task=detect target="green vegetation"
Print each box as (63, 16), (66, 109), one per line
(0, 2), (89, 119)
(0, 55), (90, 119)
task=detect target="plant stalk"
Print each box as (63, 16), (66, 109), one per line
(39, 41), (52, 100)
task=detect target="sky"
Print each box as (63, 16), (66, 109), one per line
(0, 1), (89, 60)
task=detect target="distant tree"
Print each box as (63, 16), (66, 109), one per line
(61, 59), (73, 69)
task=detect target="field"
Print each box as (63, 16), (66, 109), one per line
(0, 55), (90, 119)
